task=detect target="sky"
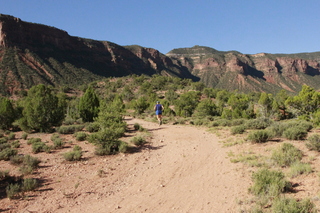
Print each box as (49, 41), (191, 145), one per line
(1, 0), (320, 54)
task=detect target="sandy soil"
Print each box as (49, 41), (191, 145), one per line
(1, 117), (319, 212)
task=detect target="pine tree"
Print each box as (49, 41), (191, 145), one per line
(79, 86), (100, 122)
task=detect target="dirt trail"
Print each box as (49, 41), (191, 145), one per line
(58, 118), (252, 213)
(1, 117), (252, 213)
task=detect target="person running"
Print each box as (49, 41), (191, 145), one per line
(154, 101), (164, 125)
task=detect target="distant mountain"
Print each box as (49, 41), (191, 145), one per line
(1, 14), (320, 95)
(0, 14), (197, 95)
(167, 46), (320, 94)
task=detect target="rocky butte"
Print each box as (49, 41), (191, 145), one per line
(1, 14), (320, 95)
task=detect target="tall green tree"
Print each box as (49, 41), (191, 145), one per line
(175, 91), (201, 117)
(79, 86), (100, 122)
(21, 84), (66, 132)
(0, 97), (16, 130)
(285, 85), (320, 118)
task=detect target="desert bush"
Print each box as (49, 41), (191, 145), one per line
(63, 116), (76, 125)
(11, 140), (20, 148)
(7, 132), (15, 140)
(86, 122), (100, 133)
(74, 132), (88, 141)
(53, 137), (65, 149)
(133, 123), (145, 131)
(247, 130), (271, 143)
(57, 125), (85, 134)
(230, 118), (246, 126)
(230, 125), (246, 135)
(245, 118), (273, 130)
(63, 150), (82, 161)
(0, 137), (8, 144)
(272, 197), (316, 213)
(0, 143), (11, 151)
(10, 155), (24, 165)
(282, 127), (307, 140)
(211, 119), (231, 127)
(0, 148), (18, 160)
(118, 141), (128, 153)
(21, 178), (38, 192)
(32, 141), (50, 153)
(6, 183), (20, 199)
(271, 143), (302, 167)
(94, 140), (123, 156)
(131, 135), (147, 146)
(249, 168), (291, 197)
(63, 146), (82, 161)
(21, 132), (28, 140)
(288, 161), (312, 178)
(306, 134), (320, 151)
(27, 137), (41, 145)
(19, 155), (41, 175)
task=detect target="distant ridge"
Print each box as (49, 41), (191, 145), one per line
(1, 14), (320, 95)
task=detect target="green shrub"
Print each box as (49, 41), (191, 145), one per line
(74, 132), (87, 141)
(245, 118), (273, 130)
(7, 132), (15, 140)
(0, 137), (8, 144)
(230, 118), (246, 126)
(0, 148), (18, 160)
(131, 135), (147, 146)
(118, 141), (128, 153)
(27, 137), (41, 145)
(53, 137), (65, 149)
(247, 130), (271, 143)
(10, 155), (24, 165)
(63, 145), (83, 161)
(306, 134), (320, 151)
(32, 141), (50, 153)
(249, 168), (291, 197)
(94, 140), (122, 156)
(73, 145), (82, 152)
(19, 155), (41, 175)
(271, 143), (302, 167)
(11, 140), (20, 148)
(21, 178), (38, 192)
(282, 127), (307, 140)
(57, 125), (85, 134)
(0, 143), (11, 151)
(230, 125), (246, 135)
(133, 123), (141, 130)
(288, 161), (312, 178)
(272, 197), (316, 213)
(63, 116), (76, 125)
(212, 119), (231, 127)
(21, 132), (28, 140)
(86, 122), (100, 133)
(6, 183), (20, 199)
(63, 150), (82, 161)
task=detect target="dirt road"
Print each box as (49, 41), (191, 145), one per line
(2, 117), (252, 213)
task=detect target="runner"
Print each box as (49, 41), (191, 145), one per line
(154, 101), (164, 126)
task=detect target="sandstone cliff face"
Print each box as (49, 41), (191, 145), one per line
(167, 46), (320, 93)
(0, 14), (196, 95)
(1, 14), (320, 95)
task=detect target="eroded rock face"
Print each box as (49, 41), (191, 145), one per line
(1, 14), (320, 95)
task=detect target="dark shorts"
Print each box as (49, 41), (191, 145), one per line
(156, 110), (162, 115)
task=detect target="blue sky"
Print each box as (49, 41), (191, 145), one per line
(1, 0), (320, 54)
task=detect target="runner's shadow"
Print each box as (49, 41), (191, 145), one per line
(147, 127), (165, 131)
(127, 144), (165, 153)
